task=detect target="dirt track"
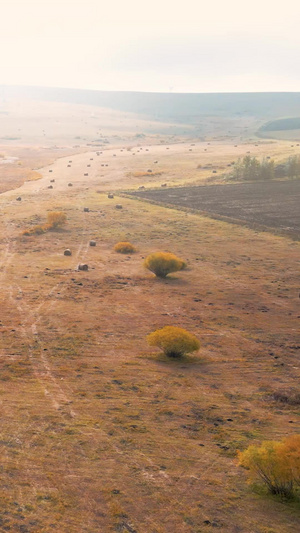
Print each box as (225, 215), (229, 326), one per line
(132, 180), (300, 239)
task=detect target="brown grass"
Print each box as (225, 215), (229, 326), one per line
(0, 139), (299, 532)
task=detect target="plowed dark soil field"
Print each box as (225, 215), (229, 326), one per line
(132, 180), (300, 239)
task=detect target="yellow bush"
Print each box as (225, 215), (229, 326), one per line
(47, 211), (67, 229)
(114, 242), (137, 254)
(147, 326), (200, 358)
(144, 252), (187, 278)
(238, 434), (300, 497)
(22, 212), (66, 237)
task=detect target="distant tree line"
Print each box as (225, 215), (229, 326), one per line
(231, 155), (300, 181)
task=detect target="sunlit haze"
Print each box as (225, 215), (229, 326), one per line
(1, 0), (300, 92)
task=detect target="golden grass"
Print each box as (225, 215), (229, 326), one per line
(26, 170), (43, 181)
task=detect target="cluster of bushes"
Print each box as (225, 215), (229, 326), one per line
(231, 155), (300, 181)
(22, 211), (66, 236)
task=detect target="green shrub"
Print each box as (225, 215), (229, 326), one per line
(147, 326), (200, 358)
(144, 252), (186, 278)
(114, 242), (137, 254)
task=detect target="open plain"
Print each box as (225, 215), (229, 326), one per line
(0, 94), (299, 532)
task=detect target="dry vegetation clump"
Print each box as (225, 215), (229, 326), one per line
(144, 251), (186, 278)
(26, 170), (42, 181)
(46, 211), (67, 228)
(147, 326), (200, 358)
(114, 241), (137, 254)
(130, 171), (162, 177)
(271, 389), (300, 406)
(238, 434), (300, 498)
(22, 211), (66, 236)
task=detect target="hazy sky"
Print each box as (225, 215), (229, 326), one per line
(1, 0), (300, 93)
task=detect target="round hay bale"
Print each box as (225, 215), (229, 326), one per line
(49, 169), (53, 172)
(84, 173), (88, 176)
(64, 249), (72, 256)
(83, 207), (90, 212)
(68, 182), (73, 186)
(138, 186), (145, 189)
(161, 183), (167, 187)
(115, 204), (123, 209)
(78, 263), (88, 271)
(89, 240), (96, 247)
(67, 164), (71, 167)
(69, 160), (72, 163)
(16, 196), (22, 201)
(50, 179), (55, 182)
(48, 185), (53, 189)
(147, 169), (152, 173)
(108, 193), (114, 199)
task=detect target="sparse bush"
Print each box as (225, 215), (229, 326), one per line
(114, 242), (137, 254)
(22, 212), (66, 237)
(271, 389), (300, 406)
(22, 225), (49, 236)
(147, 326), (200, 358)
(144, 252), (187, 278)
(238, 434), (300, 498)
(47, 211), (67, 228)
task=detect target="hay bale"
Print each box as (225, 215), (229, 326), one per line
(64, 249), (72, 256)
(16, 196), (22, 201)
(115, 204), (123, 209)
(50, 179), (55, 182)
(48, 185), (53, 189)
(84, 173), (88, 176)
(68, 182), (73, 186)
(147, 169), (152, 173)
(89, 240), (96, 247)
(161, 183), (167, 187)
(108, 193), (114, 199)
(83, 207), (90, 212)
(138, 186), (145, 189)
(78, 263), (88, 271)
(69, 160), (72, 163)
(49, 169), (53, 172)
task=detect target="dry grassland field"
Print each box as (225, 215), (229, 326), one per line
(0, 95), (299, 533)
